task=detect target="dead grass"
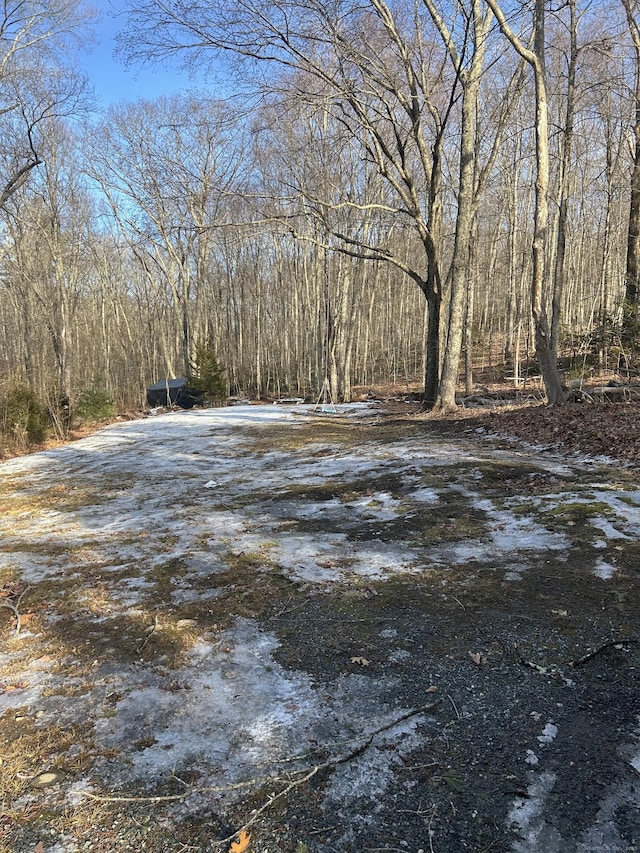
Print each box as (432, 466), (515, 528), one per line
(0, 720), (90, 813)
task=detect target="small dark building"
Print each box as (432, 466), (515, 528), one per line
(146, 378), (202, 409)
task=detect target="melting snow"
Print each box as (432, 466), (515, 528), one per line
(593, 558), (618, 580)
(537, 722), (558, 745)
(2, 403), (638, 847)
(509, 772), (563, 853)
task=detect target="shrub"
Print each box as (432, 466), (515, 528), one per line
(0, 383), (51, 446)
(76, 387), (117, 423)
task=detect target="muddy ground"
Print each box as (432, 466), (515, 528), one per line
(1, 403), (639, 853)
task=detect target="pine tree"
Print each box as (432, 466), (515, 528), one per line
(187, 346), (227, 404)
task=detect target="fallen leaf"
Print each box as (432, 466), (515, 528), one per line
(31, 772), (61, 788)
(350, 656), (370, 666)
(2, 681), (28, 693)
(34, 843), (45, 853)
(468, 651), (483, 667)
(426, 685), (438, 693)
(229, 830), (251, 853)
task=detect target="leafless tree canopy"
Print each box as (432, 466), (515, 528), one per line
(2, 0), (640, 427)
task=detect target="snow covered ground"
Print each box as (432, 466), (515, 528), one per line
(1, 404), (639, 852)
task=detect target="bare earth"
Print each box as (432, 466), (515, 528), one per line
(1, 399), (639, 853)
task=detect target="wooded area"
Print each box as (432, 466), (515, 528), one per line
(1, 0), (640, 437)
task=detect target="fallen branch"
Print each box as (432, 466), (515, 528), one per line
(516, 639), (639, 679)
(568, 638), (639, 668)
(76, 777), (264, 804)
(214, 698), (443, 847)
(515, 647), (560, 677)
(215, 766), (322, 845)
(0, 586), (30, 636)
(515, 648), (575, 686)
(77, 699), (443, 845)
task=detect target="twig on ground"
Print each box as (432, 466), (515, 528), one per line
(517, 655), (557, 677)
(568, 638), (638, 668)
(446, 693), (461, 721)
(214, 766), (322, 846)
(514, 647), (575, 686)
(138, 614), (159, 651)
(333, 699), (443, 766)
(78, 699), (443, 846)
(366, 846), (421, 853)
(269, 596), (307, 619)
(77, 778), (261, 804)
(0, 586), (30, 636)
(516, 639), (639, 682)
(216, 700), (443, 847)
(428, 805), (438, 853)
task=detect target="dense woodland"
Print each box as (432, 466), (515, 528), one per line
(2, 0), (640, 442)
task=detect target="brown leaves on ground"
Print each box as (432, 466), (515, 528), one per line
(474, 401), (640, 467)
(229, 830), (251, 853)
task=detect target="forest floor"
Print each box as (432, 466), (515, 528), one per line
(1, 394), (639, 853)
(424, 390), (640, 469)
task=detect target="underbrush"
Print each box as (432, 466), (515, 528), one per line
(0, 384), (51, 457)
(0, 384), (119, 460)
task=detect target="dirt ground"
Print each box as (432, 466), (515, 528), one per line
(1, 399), (639, 853)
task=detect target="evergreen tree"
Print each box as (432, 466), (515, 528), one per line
(187, 346), (227, 404)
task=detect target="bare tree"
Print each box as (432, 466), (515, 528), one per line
(0, 0), (95, 209)
(117, 0), (460, 405)
(1, 120), (95, 429)
(84, 95), (245, 379)
(486, 0), (568, 403)
(424, 0), (508, 411)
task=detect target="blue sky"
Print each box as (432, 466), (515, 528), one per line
(80, 3), (204, 108)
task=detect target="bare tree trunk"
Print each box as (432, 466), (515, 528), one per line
(430, 0), (490, 412)
(487, 0), (568, 403)
(504, 142), (521, 365)
(464, 218), (478, 395)
(550, 0), (577, 359)
(622, 0), (640, 347)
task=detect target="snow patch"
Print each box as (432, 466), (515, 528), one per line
(593, 558), (617, 580)
(537, 723), (558, 745)
(509, 772), (563, 852)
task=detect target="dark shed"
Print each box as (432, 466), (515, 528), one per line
(146, 378), (202, 409)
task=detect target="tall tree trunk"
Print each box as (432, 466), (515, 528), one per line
(550, 0), (577, 358)
(432, 0), (489, 412)
(464, 218), (478, 395)
(422, 137), (444, 408)
(488, 0), (568, 403)
(622, 0), (640, 348)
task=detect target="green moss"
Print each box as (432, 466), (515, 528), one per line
(415, 511), (489, 546)
(617, 493), (640, 506)
(539, 500), (617, 526)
